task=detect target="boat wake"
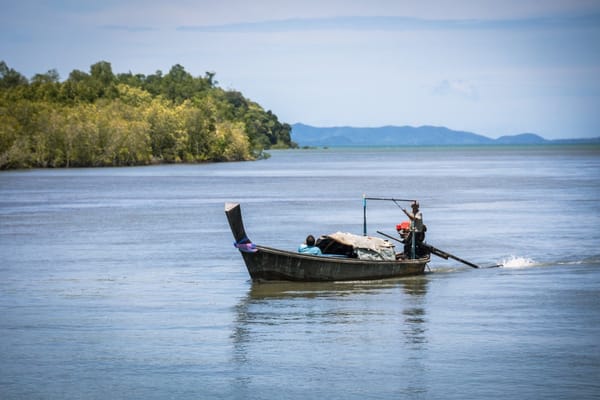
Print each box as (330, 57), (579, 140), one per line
(433, 254), (599, 273)
(499, 256), (537, 269)
(498, 254), (600, 269)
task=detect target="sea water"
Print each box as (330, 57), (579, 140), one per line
(1, 146), (599, 399)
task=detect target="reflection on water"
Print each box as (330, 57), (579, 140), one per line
(400, 277), (428, 348)
(241, 276), (429, 300)
(231, 277), (429, 398)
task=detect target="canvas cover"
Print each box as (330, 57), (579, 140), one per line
(317, 232), (396, 261)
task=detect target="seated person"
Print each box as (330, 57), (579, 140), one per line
(396, 220), (429, 259)
(298, 234), (322, 255)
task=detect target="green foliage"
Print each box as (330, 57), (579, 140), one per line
(0, 60), (296, 169)
(0, 62), (28, 89)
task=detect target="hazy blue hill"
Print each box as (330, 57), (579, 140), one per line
(495, 133), (547, 144)
(292, 123), (493, 146)
(291, 123), (600, 146)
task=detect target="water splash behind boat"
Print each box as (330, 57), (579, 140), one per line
(501, 256), (537, 268)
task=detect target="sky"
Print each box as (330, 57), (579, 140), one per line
(2, 0), (600, 139)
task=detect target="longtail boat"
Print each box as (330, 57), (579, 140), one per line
(225, 202), (430, 282)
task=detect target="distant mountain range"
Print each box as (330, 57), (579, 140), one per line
(291, 123), (600, 147)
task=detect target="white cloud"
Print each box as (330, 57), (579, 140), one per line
(176, 13), (600, 33)
(432, 80), (479, 100)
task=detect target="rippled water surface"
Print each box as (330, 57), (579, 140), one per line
(1, 146), (599, 399)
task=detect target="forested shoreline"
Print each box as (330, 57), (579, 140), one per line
(0, 61), (295, 169)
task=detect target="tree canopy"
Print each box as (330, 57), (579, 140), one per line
(0, 61), (295, 169)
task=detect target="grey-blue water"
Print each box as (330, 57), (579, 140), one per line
(1, 146), (599, 399)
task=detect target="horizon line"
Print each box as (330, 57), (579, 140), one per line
(290, 123), (600, 142)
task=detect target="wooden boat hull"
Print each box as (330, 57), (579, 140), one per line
(225, 202), (429, 282)
(240, 245), (428, 281)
